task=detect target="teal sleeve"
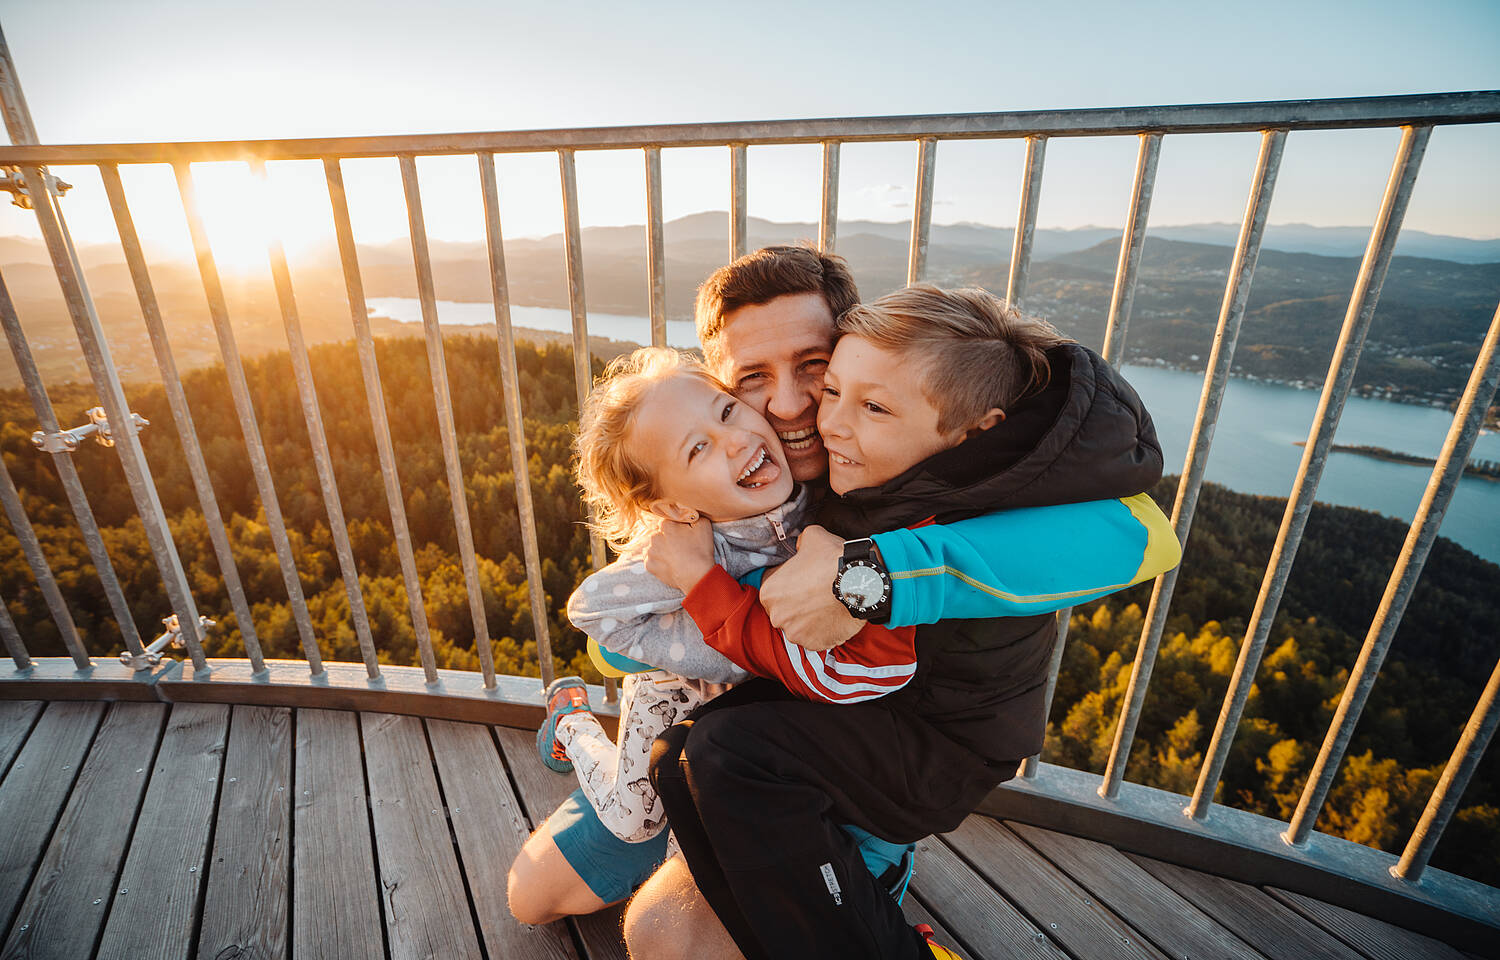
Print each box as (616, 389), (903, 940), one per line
(870, 495), (1180, 627)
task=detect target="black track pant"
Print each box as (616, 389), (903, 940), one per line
(650, 679), (1014, 960)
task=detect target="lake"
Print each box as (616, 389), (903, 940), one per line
(367, 297), (1500, 564)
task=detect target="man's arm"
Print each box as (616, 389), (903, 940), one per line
(682, 566), (918, 703)
(761, 494), (1181, 632)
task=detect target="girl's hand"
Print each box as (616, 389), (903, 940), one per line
(643, 517), (715, 594)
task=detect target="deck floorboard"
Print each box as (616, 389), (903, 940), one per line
(362, 712), (484, 960)
(1010, 821), (1268, 960)
(0, 702), (163, 960)
(427, 718), (578, 960)
(293, 708), (385, 960)
(0, 701), (1482, 960)
(1129, 853), (1369, 960)
(94, 702), (228, 960)
(196, 705), (291, 960)
(0, 701), (103, 941)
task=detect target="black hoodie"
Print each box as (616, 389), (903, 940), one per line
(818, 343), (1164, 766)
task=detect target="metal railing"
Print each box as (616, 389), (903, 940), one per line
(0, 27), (1496, 923)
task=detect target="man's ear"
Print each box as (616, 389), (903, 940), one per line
(966, 407), (1006, 439)
(649, 499), (701, 524)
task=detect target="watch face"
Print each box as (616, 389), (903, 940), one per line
(836, 563), (887, 611)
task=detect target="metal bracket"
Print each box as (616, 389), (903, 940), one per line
(120, 613), (215, 670)
(31, 406), (148, 452)
(0, 165), (71, 209)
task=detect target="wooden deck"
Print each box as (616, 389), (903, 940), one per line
(0, 699), (1484, 960)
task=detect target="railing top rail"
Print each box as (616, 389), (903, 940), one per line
(1, 92), (1496, 165)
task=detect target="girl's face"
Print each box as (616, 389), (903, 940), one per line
(630, 372), (795, 523)
(818, 335), (991, 495)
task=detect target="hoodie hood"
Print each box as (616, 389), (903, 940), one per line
(821, 344), (1163, 536)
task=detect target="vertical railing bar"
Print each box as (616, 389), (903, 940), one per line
(1019, 612), (1070, 778)
(397, 153), (494, 687)
(249, 159), (381, 680)
(1100, 133), (1163, 366)
(1287, 298), (1500, 845)
(1011, 134), (1054, 779)
(1006, 136), (1047, 310)
(478, 152), (559, 692)
(171, 161), (319, 673)
(98, 164), (264, 672)
(907, 138), (937, 285)
(1188, 125), (1431, 821)
(1394, 656), (1500, 881)
(729, 144), (748, 263)
(644, 146), (667, 347)
(322, 158), (438, 681)
(1100, 130), (1287, 799)
(558, 148), (608, 573)
(0, 587), (30, 670)
(819, 141), (840, 254)
(0, 454), (86, 667)
(0, 271), (145, 659)
(19, 164), (207, 669)
(1, 30), (203, 667)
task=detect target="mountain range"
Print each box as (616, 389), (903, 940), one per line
(0, 214), (1496, 406)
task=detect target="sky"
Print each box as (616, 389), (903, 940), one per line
(0, 0), (1495, 262)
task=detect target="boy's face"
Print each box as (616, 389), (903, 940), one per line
(715, 292), (836, 484)
(818, 335), (971, 495)
(630, 372), (794, 523)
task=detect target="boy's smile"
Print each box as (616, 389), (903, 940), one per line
(818, 335), (972, 495)
(630, 373), (794, 522)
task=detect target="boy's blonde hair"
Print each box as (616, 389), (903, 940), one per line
(575, 347), (725, 549)
(837, 285), (1073, 433)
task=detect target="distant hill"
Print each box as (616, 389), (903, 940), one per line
(1, 215), (1496, 404)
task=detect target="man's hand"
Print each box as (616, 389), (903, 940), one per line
(642, 517), (715, 594)
(760, 524), (863, 652)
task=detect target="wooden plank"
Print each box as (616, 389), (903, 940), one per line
(0, 701), (104, 938)
(1130, 854), (1366, 960)
(95, 702), (229, 960)
(1010, 821), (1267, 960)
(1269, 887), (1472, 960)
(494, 725), (575, 825)
(0, 702), (42, 777)
(361, 712), (482, 960)
(907, 833), (1069, 960)
(942, 815), (1167, 960)
(294, 708), (385, 960)
(494, 725), (634, 959)
(0, 702), (164, 960)
(427, 719), (577, 960)
(195, 706), (290, 960)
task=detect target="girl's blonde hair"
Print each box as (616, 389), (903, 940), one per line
(575, 347), (725, 549)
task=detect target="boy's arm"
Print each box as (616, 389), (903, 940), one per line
(567, 558), (750, 684)
(872, 493), (1181, 626)
(682, 566), (917, 703)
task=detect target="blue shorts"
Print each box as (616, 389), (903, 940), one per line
(551, 788), (672, 904)
(550, 787), (917, 905)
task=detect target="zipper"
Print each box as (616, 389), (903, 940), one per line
(769, 516), (788, 543)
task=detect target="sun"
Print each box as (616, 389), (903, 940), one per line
(183, 161), (329, 278)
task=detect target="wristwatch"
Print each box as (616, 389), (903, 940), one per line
(833, 538), (892, 623)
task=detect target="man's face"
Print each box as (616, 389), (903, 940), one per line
(716, 292), (836, 483)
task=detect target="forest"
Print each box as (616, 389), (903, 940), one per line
(1, 333), (1497, 884)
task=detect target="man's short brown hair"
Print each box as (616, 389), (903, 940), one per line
(695, 244), (860, 371)
(838, 285), (1073, 433)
